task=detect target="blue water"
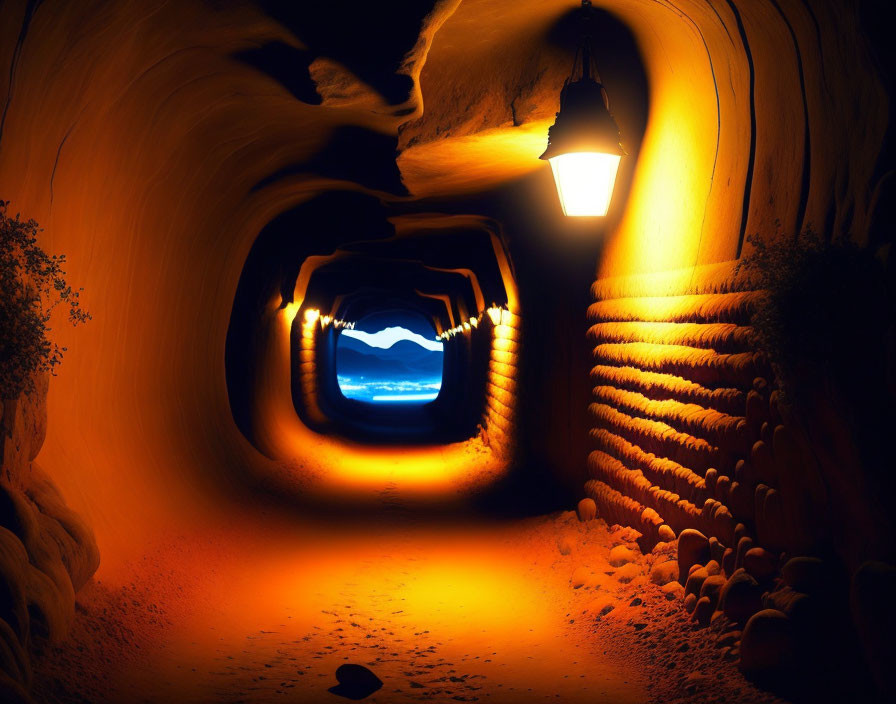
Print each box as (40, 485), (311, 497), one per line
(337, 376), (442, 403)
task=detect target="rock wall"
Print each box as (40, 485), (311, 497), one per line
(585, 261), (768, 549)
(583, 259), (895, 695)
(0, 2), (891, 690)
(0, 0), (888, 564)
(0, 376), (99, 703)
(296, 310), (327, 428)
(576, 0), (893, 688)
(482, 308), (520, 458)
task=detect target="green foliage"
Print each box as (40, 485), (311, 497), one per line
(0, 200), (90, 400)
(736, 227), (891, 408)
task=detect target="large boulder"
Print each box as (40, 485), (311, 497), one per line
(719, 568), (762, 625)
(781, 556), (825, 594)
(743, 547), (777, 583)
(685, 567), (710, 597)
(739, 609), (795, 681)
(677, 529), (710, 585)
(851, 561), (896, 699)
(609, 545), (637, 567)
(328, 664), (383, 700)
(650, 559), (678, 586)
(763, 586), (818, 632)
(692, 596), (714, 628)
(699, 574), (727, 610)
(576, 498), (597, 522)
(657, 524), (675, 542)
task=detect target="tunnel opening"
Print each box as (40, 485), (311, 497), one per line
(310, 294), (490, 446)
(334, 311), (444, 405)
(2, 0), (894, 702)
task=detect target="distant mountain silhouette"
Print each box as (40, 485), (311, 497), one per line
(336, 347), (443, 377)
(338, 334), (441, 361)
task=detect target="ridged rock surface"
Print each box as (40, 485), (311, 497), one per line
(0, 376), (99, 703)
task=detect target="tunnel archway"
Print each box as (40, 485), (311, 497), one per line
(223, 198), (520, 495)
(0, 0), (892, 702)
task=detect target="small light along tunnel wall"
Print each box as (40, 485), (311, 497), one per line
(297, 306), (327, 427)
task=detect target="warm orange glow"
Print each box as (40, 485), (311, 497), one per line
(483, 306), (518, 456)
(246, 292), (509, 496)
(436, 312), (489, 340)
(282, 302), (300, 330)
(499, 308), (516, 327)
(100, 515), (646, 704)
(398, 121), (552, 198)
(549, 152), (621, 217)
(395, 0), (755, 277)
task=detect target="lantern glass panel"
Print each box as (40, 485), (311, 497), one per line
(548, 151), (621, 216)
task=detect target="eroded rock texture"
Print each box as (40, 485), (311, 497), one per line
(0, 376), (99, 703)
(0, 0), (885, 555)
(0, 0), (891, 698)
(585, 257), (894, 695)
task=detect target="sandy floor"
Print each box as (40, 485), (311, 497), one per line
(32, 484), (782, 704)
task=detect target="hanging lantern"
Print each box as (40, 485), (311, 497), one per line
(541, 1), (625, 217)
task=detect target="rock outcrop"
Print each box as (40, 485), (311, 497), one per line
(0, 376), (99, 703)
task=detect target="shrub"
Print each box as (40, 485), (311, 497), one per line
(736, 228), (892, 409)
(0, 200), (90, 399)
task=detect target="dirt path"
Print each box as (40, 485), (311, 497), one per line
(32, 491), (781, 704)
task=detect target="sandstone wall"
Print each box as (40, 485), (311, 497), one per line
(482, 308), (520, 458)
(0, 0), (891, 651)
(585, 262), (770, 549)
(583, 259), (895, 693)
(0, 377), (99, 703)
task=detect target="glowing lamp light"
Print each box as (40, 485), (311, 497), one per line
(541, 2), (625, 217)
(547, 152), (621, 217)
(303, 308), (320, 325)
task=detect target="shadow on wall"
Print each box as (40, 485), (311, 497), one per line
(233, 41), (322, 106)
(249, 0), (433, 107)
(251, 125), (409, 196)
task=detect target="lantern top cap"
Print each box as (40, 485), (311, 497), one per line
(540, 13), (625, 161)
(540, 76), (625, 160)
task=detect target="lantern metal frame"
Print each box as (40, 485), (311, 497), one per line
(540, 1), (626, 216)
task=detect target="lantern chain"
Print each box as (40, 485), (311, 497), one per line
(567, 0), (603, 86)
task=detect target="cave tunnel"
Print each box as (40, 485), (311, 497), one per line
(0, 0), (894, 702)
